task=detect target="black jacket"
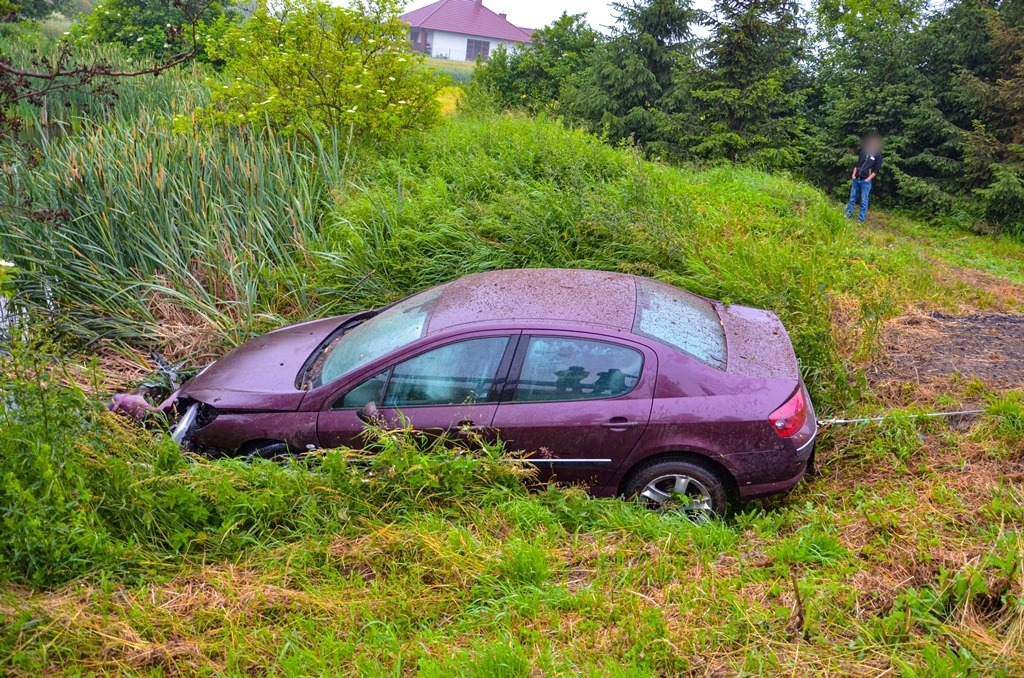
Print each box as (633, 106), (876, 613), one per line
(855, 150), (883, 180)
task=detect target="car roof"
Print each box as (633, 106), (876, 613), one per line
(425, 268), (639, 335)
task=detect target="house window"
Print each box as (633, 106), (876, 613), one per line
(409, 28), (429, 54)
(466, 39), (490, 61)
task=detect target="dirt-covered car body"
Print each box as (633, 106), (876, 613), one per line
(168, 269), (816, 505)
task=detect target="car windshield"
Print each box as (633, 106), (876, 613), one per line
(633, 279), (727, 370)
(306, 287), (445, 388)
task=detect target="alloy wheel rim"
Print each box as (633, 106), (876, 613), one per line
(639, 473), (715, 522)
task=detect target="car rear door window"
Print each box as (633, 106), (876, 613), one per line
(382, 337), (510, 407)
(633, 279), (727, 370)
(513, 337), (643, 402)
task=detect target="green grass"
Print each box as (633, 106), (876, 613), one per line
(3, 45), (1024, 677)
(425, 56), (476, 82)
(2, 365), (1022, 674)
(310, 112), (959, 410)
(877, 212), (1024, 289)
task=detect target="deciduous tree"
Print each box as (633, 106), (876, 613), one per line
(187, 0), (444, 143)
(475, 12), (598, 112)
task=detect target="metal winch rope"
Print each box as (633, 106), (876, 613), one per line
(818, 409), (985, 427)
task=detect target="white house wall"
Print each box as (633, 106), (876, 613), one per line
(428, 29), (524, 60)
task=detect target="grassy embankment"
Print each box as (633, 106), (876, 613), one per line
(2, 48), (1024, 676)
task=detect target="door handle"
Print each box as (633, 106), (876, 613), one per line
(601, 419), (640, 429)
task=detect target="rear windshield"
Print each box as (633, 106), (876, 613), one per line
(633, 279), (727, 370)
(307, 287), (445, 388)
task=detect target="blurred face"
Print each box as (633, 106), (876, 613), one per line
(863, 134), (883, 153)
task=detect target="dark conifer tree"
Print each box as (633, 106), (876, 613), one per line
(680, 0), (809, 168)
(567, 0), (698, 152)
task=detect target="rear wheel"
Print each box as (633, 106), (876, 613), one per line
(622, 457), (729, 522)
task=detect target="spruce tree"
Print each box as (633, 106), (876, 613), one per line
(567, 0), (697, 153)
(681, 0), (808, 168)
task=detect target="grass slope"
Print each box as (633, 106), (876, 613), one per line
(2, 77), (1024, 675)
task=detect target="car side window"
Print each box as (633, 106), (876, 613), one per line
(335, 369), (390, 409)
(382, 337), (510, 407)
(513, 337), (643, 402)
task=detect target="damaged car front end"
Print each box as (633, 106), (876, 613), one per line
(113, 312), (371, 456)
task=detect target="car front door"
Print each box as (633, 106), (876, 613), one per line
(317, 334), (517, 450)
(490, 333), (656, 495)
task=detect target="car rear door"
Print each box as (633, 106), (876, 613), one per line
(316, 333), (518, 449)
(490, 333), (656, 494)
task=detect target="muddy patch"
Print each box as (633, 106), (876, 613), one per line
(871, 311), (1024, 388)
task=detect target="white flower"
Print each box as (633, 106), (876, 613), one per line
(136, 37), (144, 42)
(347, 106), (358, 113)
(388, 77), (395, 81)
(376, 89), (385, 94)
(0, 259), (15, 268)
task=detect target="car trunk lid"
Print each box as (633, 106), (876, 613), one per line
(717, 303), (801, 380)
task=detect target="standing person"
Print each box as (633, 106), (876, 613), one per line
(845, 133), (884, 222)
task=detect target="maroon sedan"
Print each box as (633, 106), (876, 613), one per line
(165, 269), (816, 517)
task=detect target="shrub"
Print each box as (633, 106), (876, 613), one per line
(188, 0), (445, 142)
(73, 0), (227, 61)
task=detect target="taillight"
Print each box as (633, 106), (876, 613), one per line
(769, 387), (808, 438)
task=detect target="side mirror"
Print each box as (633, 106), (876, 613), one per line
(358, 401), (380, 424)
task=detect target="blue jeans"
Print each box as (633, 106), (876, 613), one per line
(845, 178), (872, 222)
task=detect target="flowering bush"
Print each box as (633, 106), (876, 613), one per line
(73, 0), (227, 61)
(186, 0), (445, 143)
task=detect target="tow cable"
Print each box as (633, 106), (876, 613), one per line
(817, 409), (985, 428)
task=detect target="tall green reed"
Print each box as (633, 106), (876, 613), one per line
(0, 38), (346, 352)
(2, 113), (347, 351)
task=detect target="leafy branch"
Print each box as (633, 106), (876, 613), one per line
(0, 0), (214, 136)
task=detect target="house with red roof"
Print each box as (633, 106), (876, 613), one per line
(400, 0), (533, 61)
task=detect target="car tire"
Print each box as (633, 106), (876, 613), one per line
(241, 441), (293, 461)
(622, 457), (730, 521)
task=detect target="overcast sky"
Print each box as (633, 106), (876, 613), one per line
(403, 0), (717, 33)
